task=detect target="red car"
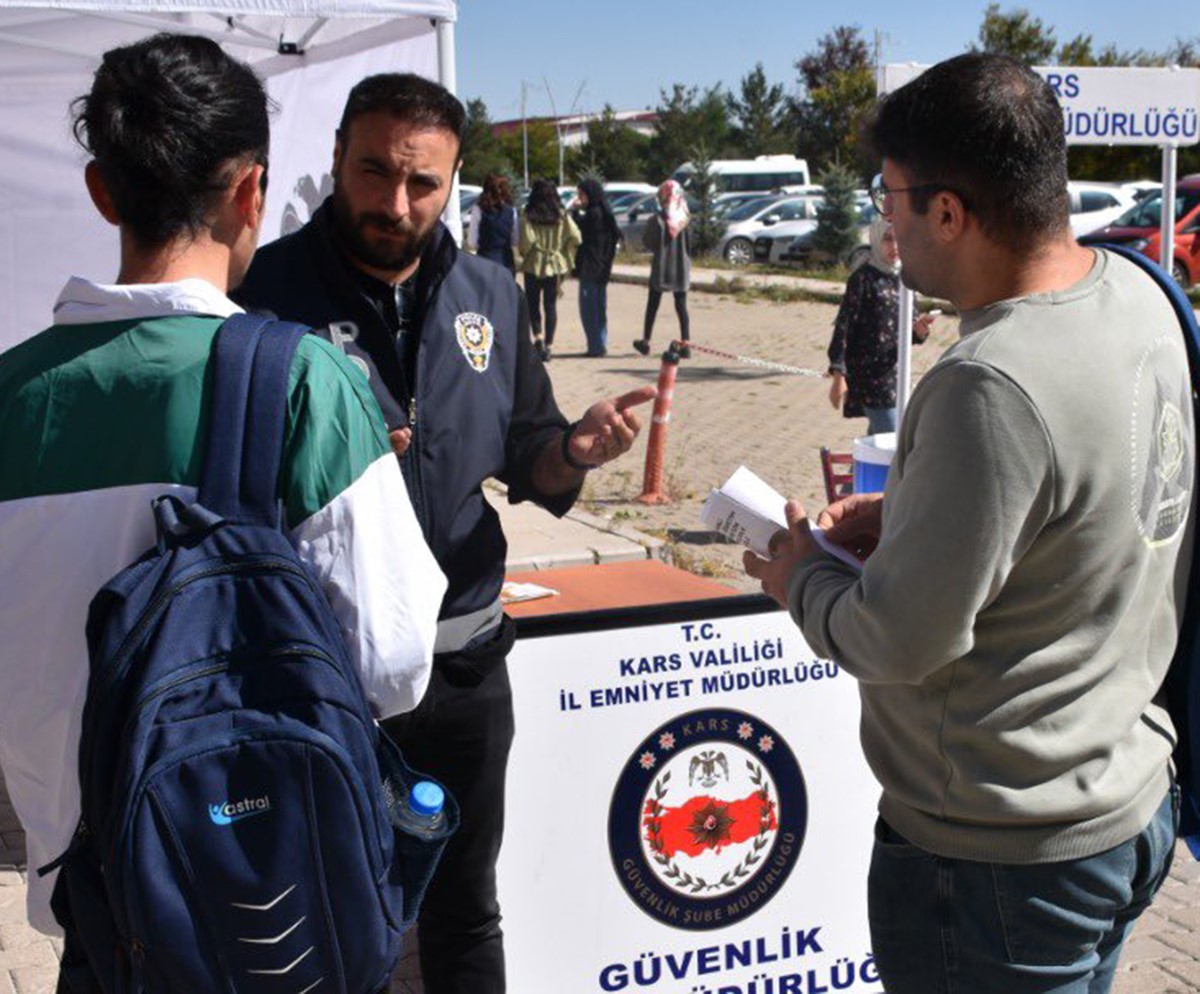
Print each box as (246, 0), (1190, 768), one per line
(1079, 175), (1200, 286)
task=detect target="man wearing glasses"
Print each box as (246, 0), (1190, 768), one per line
(747, 53), (1192, 993)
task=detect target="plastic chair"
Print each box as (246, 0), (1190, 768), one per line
(820, 447), (854, 504)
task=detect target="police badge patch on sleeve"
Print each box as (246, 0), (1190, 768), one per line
(454, 311), (495, 373)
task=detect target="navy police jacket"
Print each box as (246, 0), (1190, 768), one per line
(237, 200), (576, 639)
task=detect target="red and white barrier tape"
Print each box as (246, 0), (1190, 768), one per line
(672, 340), (824, 378)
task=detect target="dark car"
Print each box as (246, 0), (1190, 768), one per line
(1079, 175), (1200, 286)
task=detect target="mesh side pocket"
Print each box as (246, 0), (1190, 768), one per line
(377, 731), (459, 927)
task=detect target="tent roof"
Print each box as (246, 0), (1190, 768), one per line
(0, 0), (454, 77)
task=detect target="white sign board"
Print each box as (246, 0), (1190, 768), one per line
(498, 608), (883, 994)
(879, 64), (1200, 147)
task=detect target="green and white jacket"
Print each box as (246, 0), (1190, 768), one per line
(0, 277), (446, 935)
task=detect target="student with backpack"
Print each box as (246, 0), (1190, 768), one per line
(0, 33), (446, 992)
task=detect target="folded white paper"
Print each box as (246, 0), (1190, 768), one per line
(500, 580), (559, 604)
(701, 466), (863, 570)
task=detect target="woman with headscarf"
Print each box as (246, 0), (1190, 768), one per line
(827, 216), (934, 435)
(518, 177), (581, 361)
(466, 173), (519, 273)
(572, 178), (621, 357)
(634, 179), (691, 358)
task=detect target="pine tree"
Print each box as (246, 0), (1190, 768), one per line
(810, 164), (861, 265)
(686, 143), (724, 258)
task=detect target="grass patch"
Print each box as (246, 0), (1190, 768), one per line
(666, 542), (735, 578)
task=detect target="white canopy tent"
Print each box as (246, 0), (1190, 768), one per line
(0, 0), (458, 352)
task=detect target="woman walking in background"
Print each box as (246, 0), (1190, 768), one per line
(634, 179), (691, 358)
(466, 173), (518, 273)
(518, 178), (580, 361)
(572, 178), (620, 357)
(827, 216), (932, 435)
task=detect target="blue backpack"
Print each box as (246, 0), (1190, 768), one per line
(46, 314), (456, 993)
(1105, 245), (1200, 857)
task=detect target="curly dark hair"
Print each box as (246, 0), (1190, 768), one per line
(72, 33), (269, 247)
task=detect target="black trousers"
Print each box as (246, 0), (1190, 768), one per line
(643, 288), (689, 341)
(381, 618), (517, 994)
(523, 274), (559, 344)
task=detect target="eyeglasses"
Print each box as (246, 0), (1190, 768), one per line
(869, 173), (965, 216)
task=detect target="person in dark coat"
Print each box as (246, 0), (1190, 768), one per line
(571, 178), (620, 356)
(466, 173), (518, 273)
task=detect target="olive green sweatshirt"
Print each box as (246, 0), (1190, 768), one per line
(517, 214), (581, 278)
(789, 249), (1194, 863)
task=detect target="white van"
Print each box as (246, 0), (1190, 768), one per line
(672, 155), (811, 196)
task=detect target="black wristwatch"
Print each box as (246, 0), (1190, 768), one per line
(561, 421), (593, 472)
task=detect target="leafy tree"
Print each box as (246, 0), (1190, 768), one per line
(810, 163), (861, 265)
(796, 25), (871, 91)
(790, 26), (875, 177)
(497, 119), (558, 188)
(974, 4), (1056, 65)
(460, 98), (511, 185)
(565, 105), (650, 182)
(686, 143), (724, 258)
(726, 64), (789, 157)
(645, 84), (731, 183)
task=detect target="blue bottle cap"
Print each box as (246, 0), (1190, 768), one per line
(410, 781), (445, 817)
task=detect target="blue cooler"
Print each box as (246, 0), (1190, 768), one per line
(852, 432), (896, 494)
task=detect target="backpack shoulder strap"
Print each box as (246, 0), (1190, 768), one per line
(1103, 244), (1200, 371)
(1104, 244), (1200, 855)
(197, 312), (310, 526)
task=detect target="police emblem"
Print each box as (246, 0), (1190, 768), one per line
(454, 311), (494, 373)
(608, 708), (806, 930)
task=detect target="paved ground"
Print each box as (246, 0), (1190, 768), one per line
(4, 269), (1200, 992)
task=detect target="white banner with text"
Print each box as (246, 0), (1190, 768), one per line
(497, 608), (883, 994)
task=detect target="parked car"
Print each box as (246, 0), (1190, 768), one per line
(713, 192), (780, 218)
(606, 190), (648, 211)
(751, 219), (818, 265)
(1079, 175), (1200, 286)
(756, 204), (879, 269)
(1067, 181), (1137, 238)
(718, 196), (821, 265)
(603, 181), (656, 200)
(1123, 180), (1162, 201)
(615, 191), (699, 252)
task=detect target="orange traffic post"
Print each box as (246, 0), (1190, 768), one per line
(637, 343), (682, 504)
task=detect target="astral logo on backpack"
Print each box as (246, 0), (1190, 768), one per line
(208, 796), (273, 826)
(43, 315), (457, 994)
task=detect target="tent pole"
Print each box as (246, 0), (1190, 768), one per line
(437, 18), (456, 94)
(437, 17), (462, 245)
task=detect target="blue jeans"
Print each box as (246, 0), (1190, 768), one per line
(868, 788), (1179, 994)
(579, 280), (608, 355)
(864, 406), (897, 435)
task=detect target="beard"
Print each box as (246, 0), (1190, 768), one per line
(330, 175), (438, 274)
